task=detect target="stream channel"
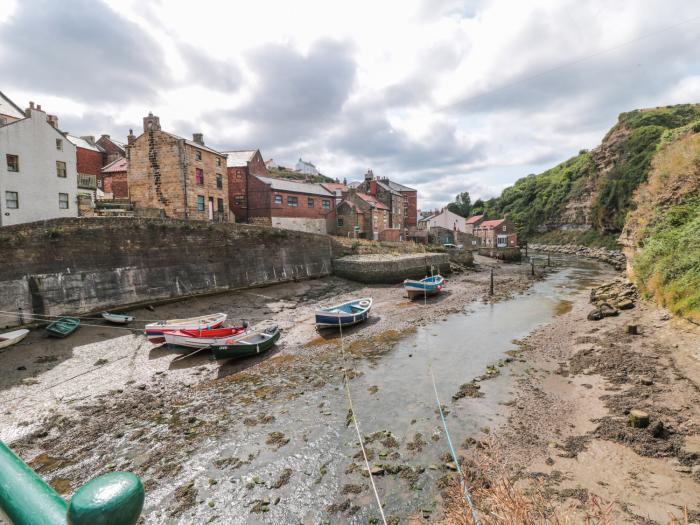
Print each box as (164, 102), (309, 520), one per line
(144, 256), (616, 524)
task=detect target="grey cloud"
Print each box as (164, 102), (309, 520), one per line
(0, 0), (169, 103)
(58, 112), (130, 141)
(179, 44), (240, 92)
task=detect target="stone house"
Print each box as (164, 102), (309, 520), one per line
(356, 170), (408, 238)
(96, 134), (126, 165)
(0, 98), (78, 226)
(101, 157), (128, 199)
(465, 214), (485, 234)
(335, 190), (390, 239)
(126, 113), (231, 221)
(67, 134), (102, 200)
(247, 175), (335, 234)
(473, 218), (518, 248)
(426, 208), (467, 233)
(222, 149), (267, 222)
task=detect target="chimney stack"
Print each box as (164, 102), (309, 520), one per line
(143, 112), (161, 132)
(364, 169), (374, 181)
(192, 133), (204, 145)
(101, 134), (110, 140)
(127, 129), (136, 145)
(36, 104), (42, 111)
(81, 135), (96, 146)
(47, 114), (59, 128)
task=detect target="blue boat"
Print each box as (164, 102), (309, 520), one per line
(315, 297), (373, 328)
(404, 275), (445, 299)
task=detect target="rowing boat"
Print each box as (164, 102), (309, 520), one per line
(404, 275), (445, 299)
(212, 326), (281, 360)
(46, 317), (80, 338)
(144, 313), (227, 343)
(315, 297), (372, 328)
(102, 312), (135, 324)
(0, 329), (29, 349)
(163, 326), (248, 349)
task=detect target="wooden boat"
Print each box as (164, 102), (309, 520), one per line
(102, 312), (135, 324)
(212, 326), (281, 360)
(46, 317), (80, 338)
(164, 326), (248, 349)
(315, 297), (372, 328)
(0, 329), (29, 350)
(404, 275), (445, 299)
(144, 313), (227, 343)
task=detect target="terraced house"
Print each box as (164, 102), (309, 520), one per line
(126, 113), (231, 221)
(0, 95), (78, 226)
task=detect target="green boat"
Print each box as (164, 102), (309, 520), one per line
(45, 317), (81, 338)
(212, 326), (281, 360)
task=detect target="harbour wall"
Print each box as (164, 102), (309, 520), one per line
(332, 253), (450, 284)
(0, 218), (333, 329)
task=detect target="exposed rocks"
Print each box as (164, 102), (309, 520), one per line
(452, 381), (483, 401)
(529, 243), (626, 270)
(628, 409), (650, 428)
(590, 280), (638, 310)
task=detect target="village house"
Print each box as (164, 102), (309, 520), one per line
(357, 170), (409, 238)
(335, 190), (390, 239)
(66, 134), (102, 200)
(100, 157), (128, 199)
(321, 181), (348, 206)
(425, 208), (466, 232)
(465, 214), (485, 234)
(473, 218), (518, 248)
(126, 113), (231, 221)
(96, 134), (126, 165)
(0, 96), (78, 226)
(222, 149), (267, 222)
(295, 157), (319, 176)
(246, 175), (335, 234)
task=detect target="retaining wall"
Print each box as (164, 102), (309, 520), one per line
(332, 253), (450, 284)
(0, 218), (333, 328)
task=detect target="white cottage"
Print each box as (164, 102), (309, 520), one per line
(0, 94), (78, 226)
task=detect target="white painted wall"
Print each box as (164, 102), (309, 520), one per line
(271, 217), (327, 234)
(0, 109), (78, 226)
(427, 208), (467, 232)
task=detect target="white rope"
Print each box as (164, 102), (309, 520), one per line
(0, 311), (145, 333)
(337, 320), (388, 525)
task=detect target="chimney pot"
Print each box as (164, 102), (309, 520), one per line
(36, 104), (41, 111)
(127, 129), (136, 145)
(29, 101), (34, 109)
(47, 114), (59, 128)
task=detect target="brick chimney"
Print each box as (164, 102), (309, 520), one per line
(127, 129), (136, 145)
(47, 114), (59, 128)
(143, 112), (161, 132)
(192, 133), (204, 145)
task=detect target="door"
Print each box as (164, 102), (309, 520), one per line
(208, 197), (214, 220)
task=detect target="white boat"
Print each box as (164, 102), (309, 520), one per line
(102, 312), (135, 324)
(164, 325), (248, 349)
(144, 312), (227, 343)
(0, 329), (30, 350)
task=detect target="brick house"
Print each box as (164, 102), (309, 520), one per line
(126, 113), (231, 221)
(222, 149), (267, 222)
(320, 182), (348, 206)
(335, 190), (389, 239)
(96, 134), (126, 165)
(101, 157), (128, 199)
(67, 135), (102, 199)
(246, 175), (335, 234)
(356, 170), (408, 238)
(473, 218), (518, 248)
(465, 214), (485, 234)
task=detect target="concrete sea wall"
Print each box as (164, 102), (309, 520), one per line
(0, 218), (333, 329)
(332, 253), (450, 284)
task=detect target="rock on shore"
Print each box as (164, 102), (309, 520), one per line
(529, 243), (626, 271)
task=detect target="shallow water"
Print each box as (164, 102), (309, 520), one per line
(142, 257), (615, 524)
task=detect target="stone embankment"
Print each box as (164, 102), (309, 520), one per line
(529, 243), (625, 270)
(332, 253), (450, 283)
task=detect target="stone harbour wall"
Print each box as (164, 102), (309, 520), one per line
(0, 218), (333, 328)
(332, 253), (450, 284)
(528, 243), (625, 271)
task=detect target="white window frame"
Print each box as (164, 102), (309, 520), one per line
(5, 191), (19, 209)
(58, 193), (69, 209)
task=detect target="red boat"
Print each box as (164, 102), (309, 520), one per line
(163, 326), (247, 348)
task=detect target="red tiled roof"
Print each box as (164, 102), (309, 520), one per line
(101, 157), (127, 173)
(356, 192), (389, 210)
(322, 183), (348, 192)
(465, 214), (484, 224)
(477, 219), (505, 229)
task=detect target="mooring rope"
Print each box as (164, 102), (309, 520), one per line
(337, 320), (388, 525)
(0, 311), (147, 333)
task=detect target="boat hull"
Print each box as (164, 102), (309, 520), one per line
(46, 317), (80, 338)
(315, 310), (370, 327)
(164, 327), (247, 349)
(102, 312), (134, 324)
(404, 275), (445, 300)
(405, 286), (441, 299)
(0, 329), (30, 350)
(145, 313), (227, 343)
(314, 297), (372, 328)
(212, 329), (281, 360)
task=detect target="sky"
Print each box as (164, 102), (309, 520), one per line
(1, 0), (699, 210)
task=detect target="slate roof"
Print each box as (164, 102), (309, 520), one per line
(162, 131), (226, 156)
(256, 176), (333, 197)
(67, 135), (105, 153)
(102, 157), (128, 173)
(321, 182), (348, 194)
(223, 150), (257, 168)
(383, 179), (416, 192)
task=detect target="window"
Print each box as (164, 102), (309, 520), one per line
(5, 191), (18, 209)
(6, 154), (19, 172)
(217, 198), (224, 213)
(59, 193), (69, 209)
(197, 195), (205, 211)
(195, 168), (204, 185)
(195, 150), (202, 161)
(307, 198), (315, 208)
(216, 174), (223, 189)
(56, 139), (63, 151)
(287, 196), (298, 207)
(236, 170), (242, 179)
(274, 195), (282, 205)
(234, 195), (244, 205)
(56, 161), (67, 178)
(502, 225), (507, 232)
(216, 157), (221, 167)
(337, 218), (344, 227)
(322, 199), (330, 209)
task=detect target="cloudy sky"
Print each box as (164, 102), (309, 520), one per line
(1, 0), (699, 209)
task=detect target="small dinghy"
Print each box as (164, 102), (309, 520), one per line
(212, 326), (281, 360)
(404, 275), (445, 299)
(46, 317), (80, 338)
(315, 297), (372, 328)
(0, 329), (29, 350)
(164, 325), (248, 349)
(102, 312), (135, 324)
(144, 313), (227, 343)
